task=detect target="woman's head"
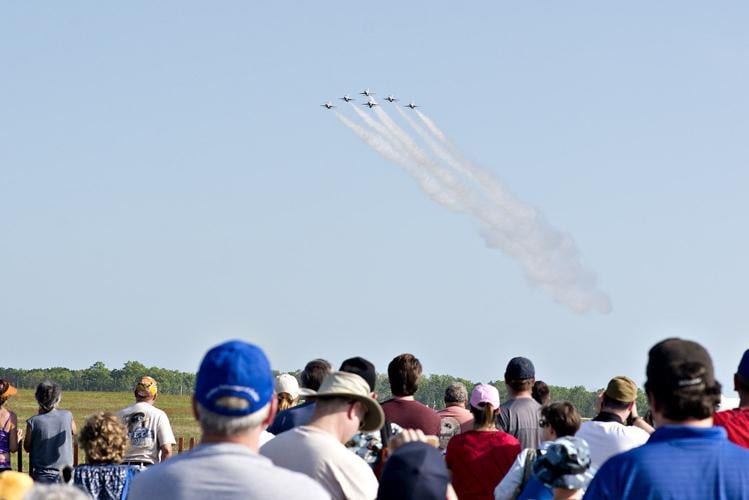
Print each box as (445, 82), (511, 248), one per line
(0, 379), (17, 408)
(79, 412), (129, 464)
(35, 380), (61, 412)
(469, 384), (500, 429)
(532, 380), (551, 406)
(275, 374), (300, 411)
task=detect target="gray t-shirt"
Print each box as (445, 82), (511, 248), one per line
(127, 442), (329, 500)
(27, 409), (74, 481)
(498, 397), (542, 450)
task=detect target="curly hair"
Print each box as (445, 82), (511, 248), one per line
(79, 412), (129, 464)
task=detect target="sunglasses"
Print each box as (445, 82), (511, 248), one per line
(539, 418), (548, 428)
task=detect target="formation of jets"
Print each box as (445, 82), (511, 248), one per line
(322, 89), (420, 111)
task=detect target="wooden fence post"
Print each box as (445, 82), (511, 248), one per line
(177, 437), (183, 453)
(73, 443), (79, 466)
(16, 447), (23, 472)
(188, 437), (195, 450)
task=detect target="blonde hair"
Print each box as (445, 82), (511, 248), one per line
(277, 392), (296, 411)
(79, 412), (129, 464)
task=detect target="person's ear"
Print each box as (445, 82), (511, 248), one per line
(263, 397), (278, 427)
(191, 396), (199, 421)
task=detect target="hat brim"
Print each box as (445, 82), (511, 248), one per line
(1, 385), (17, 399)
(308, 392), (385, 432)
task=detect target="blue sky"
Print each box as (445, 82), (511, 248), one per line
(1, 2), (747, 391)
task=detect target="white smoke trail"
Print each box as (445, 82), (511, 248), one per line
(338, 106), (611, 314)
(333, 111), (461, 211)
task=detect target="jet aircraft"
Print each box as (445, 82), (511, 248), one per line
(339, 94), (355, 102)
(404, 101), (419, 109)
(363, 98), (378, 109)
(359, 88), (376, 97)
(384, 95), (399, 103)
(321, 101), (335, 109)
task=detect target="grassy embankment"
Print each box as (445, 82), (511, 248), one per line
(7, 389), (200, 471)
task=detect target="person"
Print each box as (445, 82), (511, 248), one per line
(275, 373), (300, 411)
(24, 380), (76, 483)
(73, 412), (141, 499)
(128, 340), (328, 500)
(498, 356), (542, 449)
(261, 371), (385, 500)
(380, 353), (440, 436)
(495, 401), (582, 500)
(25, 483), (92, 500)
(584, 338), (749, 499)
(531, 437), (595, 500)
(713, 348), (749, 448)
(0, 470), (34, 500)
(339, 356), (401, 468)
(117, 376), (176, 467)
(532, 381), (551, 407)
(378, 440), (455, 500)
(574, 376), (653, 469)
(446, 383), (521, 500)
(0, 380), (19, 473)
(267, 358), (331, 435)
(437, 382), (474, 433)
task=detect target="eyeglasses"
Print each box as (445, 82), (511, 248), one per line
(539, 418), (548, 428)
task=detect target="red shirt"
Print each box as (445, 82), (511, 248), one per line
(714, 407), (749, 448)
(381, 398), (441, 436)
(446, 430), (521, 500)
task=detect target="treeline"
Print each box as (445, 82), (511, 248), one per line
(0, 361), (195, 395)
(2, 364), (648, 417)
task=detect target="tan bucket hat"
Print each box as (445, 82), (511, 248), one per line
(307, 371), (385, 432)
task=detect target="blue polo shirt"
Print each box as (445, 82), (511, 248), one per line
(584, 425), (749, 499)
(267, 402), (316, 435)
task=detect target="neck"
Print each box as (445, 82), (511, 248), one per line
(200, 431), (259, 452)
(510, 391), (532, 399)
(600, 408), (629, 422)
(136, 399), (154, 405)
(393, 395), (415, 401)
(309, 414), (350, 443)
(657, 416), (713, 428)
(446, 402), (466, 408)
(739, 394), (749, 408)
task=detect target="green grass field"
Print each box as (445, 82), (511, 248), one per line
(6, 389), (200, 471)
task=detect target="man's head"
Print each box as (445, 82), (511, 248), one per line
(601, 376), (638, 413)
(193, 340), (275, 438)
(134, 376), (158, 402)
(444, 382), (468, 408)
(377, 442), (450, 500)
(388, 353), (422, 397)
(644, 338), (722, 422)
(339, 356), (377, 394)
(734, 349), (749, 397)
(504, 356), (536, 395)
(310, 371), (385, 441)
(300, 359), (332, 391)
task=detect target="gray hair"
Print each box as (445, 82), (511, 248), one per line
(35, 380), (62, 412)
(196, 400), (270, 436)
(444, 382), (468, 404)
(26, 485), (90, 500)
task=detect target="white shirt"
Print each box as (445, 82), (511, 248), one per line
(575, 420), (650, 470)
(494, 441), (551, 500)
(261, 425), (378, 500)
(117, 402), (176, 464)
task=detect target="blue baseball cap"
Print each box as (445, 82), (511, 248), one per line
(195, 340), (274, 416)
(505, 356), (535, 381)
(738, 349), (749, 379)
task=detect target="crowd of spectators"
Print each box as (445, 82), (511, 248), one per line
(1, 339), (749, 499)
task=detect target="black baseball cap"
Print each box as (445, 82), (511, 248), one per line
(340, 356), (377, 393)
(645, 338), (716, 392)
(377, 442), (449, 500)
(505, 357), (535, 381)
